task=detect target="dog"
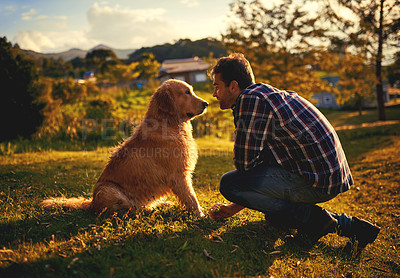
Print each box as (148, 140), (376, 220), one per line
(41, 79), (208, 217)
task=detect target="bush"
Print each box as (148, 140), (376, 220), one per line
(0, 37), (43, 141)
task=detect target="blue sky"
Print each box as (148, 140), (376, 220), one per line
(0, 0), (232, 53)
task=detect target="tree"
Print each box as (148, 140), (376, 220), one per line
(223, 0), (332, 99)
(51, 78), (88, 103)
(387, 51), (400, 87)
(0, 37), (43, 141)
(321, 0), (400, 120)
(135, 53), (160, 80)
(36, 57), (74, 78)
(337, 54), (376, 115)
(129, 38), (227, 62)
(103, 62), (140, 85)
(70, 57), (88, 78)
(85, 49), (119, 74)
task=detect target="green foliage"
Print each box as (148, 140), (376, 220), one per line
(135, 53), (160, 80)
(223, 0), (333, 99)
(129, 38), (228, 62)
(386, 51), (400, 87)
(51, 78), (88, 103)
(321, 0), (400, 120)
(102, 62), (140, 85)
(33, 77), (100, 140)
(36, 57), (74, 78)
(336, 54), (376, 113)
(322, 0), (400, 57)
(0, 37), (44, 141)
(85, 49), (119, 74)
(85, 98), (114, 120)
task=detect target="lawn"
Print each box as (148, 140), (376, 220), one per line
(0, 107), (399, 277)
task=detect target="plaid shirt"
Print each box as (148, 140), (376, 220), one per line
(232, 83), (353, 194)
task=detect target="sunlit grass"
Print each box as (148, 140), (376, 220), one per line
(320, 106), (400, 127)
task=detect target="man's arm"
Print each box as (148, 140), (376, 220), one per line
(209, 203), (245, 220)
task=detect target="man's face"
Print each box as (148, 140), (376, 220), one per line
(212, 73), (236, 110)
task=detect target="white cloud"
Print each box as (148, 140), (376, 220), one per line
(13, 30), (98, 53)
(21, 8), (66, 21)
(85, 2), (182, 48)
(10, 1), (224, 53)
(21, 8), (39, 20)
(180, 0), (200, 7)
(13, 30), (55, 52)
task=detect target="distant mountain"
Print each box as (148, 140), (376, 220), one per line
(21, 44), (136, 61)
(20, 48), (86, 61)
(20, 38), (226, 62)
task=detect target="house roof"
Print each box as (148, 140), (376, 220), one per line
(162, 57), (201, 64)
(160, 64), (209, 74)
(159, 57), (210, 74)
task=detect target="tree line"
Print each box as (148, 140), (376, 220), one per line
(224, 0), (399, 120)
(0, 37), (162, 141)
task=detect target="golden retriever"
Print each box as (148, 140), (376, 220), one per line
(41, 79), (208, 217)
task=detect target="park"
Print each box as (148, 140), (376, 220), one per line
(1, 0), (399, 277)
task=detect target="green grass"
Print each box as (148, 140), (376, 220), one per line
(0, 108), (400, 277)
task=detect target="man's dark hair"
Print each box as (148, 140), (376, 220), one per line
(209, 53), (255, 90)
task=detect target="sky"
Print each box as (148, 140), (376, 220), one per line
(0, 0), (233, 53)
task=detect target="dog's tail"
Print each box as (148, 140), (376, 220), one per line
(41, 197), (92, 210)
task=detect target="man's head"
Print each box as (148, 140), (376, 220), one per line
(210, 53), (255, 109)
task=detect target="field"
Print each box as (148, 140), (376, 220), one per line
(0, 107), (399, 277)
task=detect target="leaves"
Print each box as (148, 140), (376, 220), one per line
(224, 0), (332, 98)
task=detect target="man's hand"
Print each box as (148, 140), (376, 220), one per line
(208, 203), (245, 220)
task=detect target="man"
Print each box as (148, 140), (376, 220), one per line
(209, 53), (380, 250)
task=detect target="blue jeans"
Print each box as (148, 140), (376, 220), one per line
(220, 164), (352, 234)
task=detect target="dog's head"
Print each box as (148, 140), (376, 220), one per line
(152, 79), (208, 120)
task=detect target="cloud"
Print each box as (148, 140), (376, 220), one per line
(11, 1), (214, 53)
(179, 0), (200, 7)
(85, 2), (182, 48)
(21, 8), (39, 20)
(13, 30), (98, 53)
(13, 30), (55, 52)
(21, 8), (67, 21)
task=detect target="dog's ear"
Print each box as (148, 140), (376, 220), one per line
(154, 85), (176, 115)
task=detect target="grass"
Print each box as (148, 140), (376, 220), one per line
(0, 107), (399, 277)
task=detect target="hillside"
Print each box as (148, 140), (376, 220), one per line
(21, 45), (136, 61)
(129, 38), (227, 62)
(18, 38), (227, 63)
(21, 48), (87, 61)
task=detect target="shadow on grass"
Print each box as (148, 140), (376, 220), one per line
(0, 210), (98, 247)
(0, 207), (354, 278)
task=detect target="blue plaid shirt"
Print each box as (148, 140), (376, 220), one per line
(232, 83), (353, 195)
